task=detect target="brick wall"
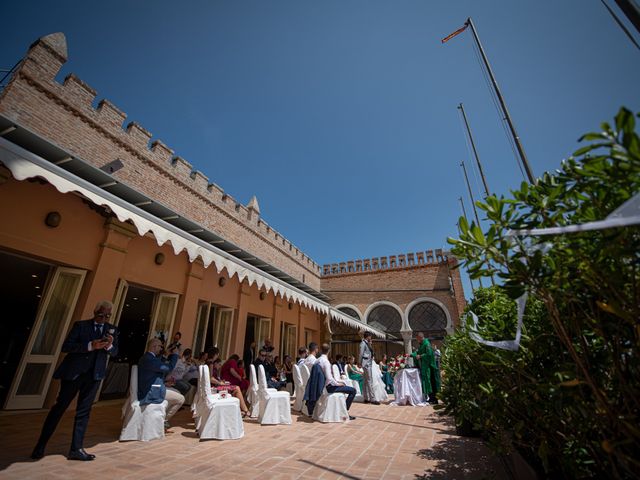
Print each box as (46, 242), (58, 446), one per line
(0, 32), (322, 290)
(321, 257), (466, 329)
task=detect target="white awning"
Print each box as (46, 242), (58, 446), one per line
(0, 137), (386, 338)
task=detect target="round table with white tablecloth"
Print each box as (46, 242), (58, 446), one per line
(391, 368), (427, 406)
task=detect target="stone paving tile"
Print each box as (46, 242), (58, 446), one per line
(0, 398), (508, 479)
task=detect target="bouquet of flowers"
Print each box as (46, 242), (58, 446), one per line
(387, 353), (410, 374)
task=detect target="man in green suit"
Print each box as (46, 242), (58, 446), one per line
(410, 332), (440, 403)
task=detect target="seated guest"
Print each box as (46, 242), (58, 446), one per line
(254, 350), (286, 389)
(283, 355), (294, 386)
(168, 348), (194, 395)
(206, 347), (220, 363)
(209, 359), (249, 416)
(317, 343), (356, 420)
(304, 342), (318, 369)
(237, 359), (246, 380)
(221, 354), (250, 394)
(138, 338), (184, 429)
(379, 354), (394, 394)
(345, 355), (364, 392)
(266, 352), (287, 389)
(296, 347), (308, 366)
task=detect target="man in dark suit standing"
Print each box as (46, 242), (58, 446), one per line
(31, 300), (118, 461)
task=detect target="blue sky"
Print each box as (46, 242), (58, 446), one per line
(3, 1), (640, 297)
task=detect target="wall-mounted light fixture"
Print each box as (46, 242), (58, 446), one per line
(154, 253), (165, 265)
(219, 277), (227, 287)
(260, 291), (267, 300)
(288, 302), (294, 310)
(45, 211), (61, 228)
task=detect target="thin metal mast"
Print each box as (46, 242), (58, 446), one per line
(458, 103), (490, 197)
(466, 17), (536, 183)
(458, 196), (469, 220)
(461, 160), (494, 286)
(457, 196), (480, 290)
(460, 160), (481, 226)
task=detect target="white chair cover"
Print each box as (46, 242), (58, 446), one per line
(312, 388), (349, 423)
(257, 364), (292, 425)
(119, 365), (167, 442)
(194, 365), (244, 440)
(248, 364), (277, 418)
(292, 364), (306, 411)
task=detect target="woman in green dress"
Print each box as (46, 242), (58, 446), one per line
(345, 355), (364, 392)
(379, 355), (394, 394)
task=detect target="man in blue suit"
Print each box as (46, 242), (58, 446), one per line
(138, 338), (184, 429)
(31, 300), (118, 461)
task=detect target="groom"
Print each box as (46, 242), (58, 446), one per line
(359, 331), (379, 405)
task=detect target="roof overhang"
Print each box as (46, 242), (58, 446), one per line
(0, 116), (386, 338)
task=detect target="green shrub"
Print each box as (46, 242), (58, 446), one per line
(444, 108), (640, 478)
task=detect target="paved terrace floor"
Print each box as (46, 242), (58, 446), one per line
(0, 398), (509, 480)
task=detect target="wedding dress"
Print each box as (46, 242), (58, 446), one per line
(371, 361), (389, 402)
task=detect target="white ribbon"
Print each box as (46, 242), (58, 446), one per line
(507, 192), (640, 237)
(466, 293), (528, 351)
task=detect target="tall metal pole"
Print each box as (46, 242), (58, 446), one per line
(614, 0), (640, 34)
(458, 196), (469, 220)
(457, 196), (480, 290)
(466, 17), (536, 183)
(461, 160), (494, 286)
(458, 103), (490, 197)
(460, 160), (481, 226)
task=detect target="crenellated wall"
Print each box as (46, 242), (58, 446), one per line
(322, 248), (450, 276)
(0, 33), (322, 289)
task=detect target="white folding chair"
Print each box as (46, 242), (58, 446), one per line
(310, 364), (348, 423)
(292, 364), (306, 412)
(257, 364), (292, 425)
(120, 365), (167, 442)
(194, 365), (244, 440)
(248, 364), (276, 418)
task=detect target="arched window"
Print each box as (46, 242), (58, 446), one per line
(408, 302), (447, 333)
(337, 306), (360, 320)
(367, 304), (402, 333)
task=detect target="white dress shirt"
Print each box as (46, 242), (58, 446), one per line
(317, 355), (339, 387)
(304, 353), (317, 369)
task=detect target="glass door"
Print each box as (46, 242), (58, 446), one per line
(148, 293), (179, 345)
(213, 308), (233, 359)
(111, 279), (129, 326)
(255, 317), (272, 353)
(5, 267), (86, 409)
(192, 301), (212, 355)
(285, 324), (297, 358)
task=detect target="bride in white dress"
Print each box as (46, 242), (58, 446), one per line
(371, 360), (389, 403)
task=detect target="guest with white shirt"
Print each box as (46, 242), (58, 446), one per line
(304, 342), (319, 369)
(317, 343), (356, 419)
(296, 346), (308, 366)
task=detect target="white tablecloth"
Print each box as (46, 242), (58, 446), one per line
(391, 368), (426, 406)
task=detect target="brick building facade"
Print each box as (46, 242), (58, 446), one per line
(0, 32), (464, 410)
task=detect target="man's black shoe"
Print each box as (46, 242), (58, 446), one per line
(349, 416), (356, 420)
(363, 400), (370, 404)
(30, 446), (45, 460)
(371, 401), (380, 405)
(68, 449), (95, 461)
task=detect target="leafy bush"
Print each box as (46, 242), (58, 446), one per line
(443, 108), (640, 478)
